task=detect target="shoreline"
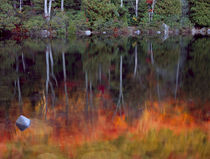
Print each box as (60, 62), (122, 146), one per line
(1, 26), (210, 39)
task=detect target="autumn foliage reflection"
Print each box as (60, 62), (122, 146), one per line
(0, 86), (209, 159)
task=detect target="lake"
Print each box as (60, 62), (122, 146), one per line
(0, 35), (209, 159)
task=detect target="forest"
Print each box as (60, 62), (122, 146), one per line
(0, 0), (209, 37)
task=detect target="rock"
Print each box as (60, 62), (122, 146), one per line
(162, 23), (169, 35)
(200, 27), (206, 35)
(191, 28), (196, 35)
(85, 30), (91, 36)
(208, 28), (210, 35)
(156, 31), (161, 34)
(16, 115), (31, 131)
(40, 30), (50, 38)
(174, 29), (180, 35)
(103, 31), (106, 34)
(134, 30), (141, 35)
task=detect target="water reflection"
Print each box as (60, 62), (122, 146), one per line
(0, 36), (209, 159)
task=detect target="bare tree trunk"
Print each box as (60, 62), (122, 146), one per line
(48, 0), (52, 16)
(19, 0), (22, 12)
(44, 0), (52, 21)
(150, 0), (156, 21)
(135, 0), (139, 17)
(121, 0), (123, 7)
(44, 0), (48, 17)
(61, 0), (64, 12)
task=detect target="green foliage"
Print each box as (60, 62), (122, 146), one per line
(155, 0), (182, 17)
(67, 10), (89, 34)
(154, 0), (182, 28)
(138, 0), (148, 20)
(180, 17), (193, 28)
(22, 15), (47, 31)
(189, 0), (210, 26)
(51, 12), (69, 35)
(0, 0), (20, 30)
(82, 0), (124, 30)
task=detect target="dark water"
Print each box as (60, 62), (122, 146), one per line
(0, 36), (209, 159)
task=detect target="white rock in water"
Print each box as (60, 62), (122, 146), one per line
(85, 30), (91, 36)
(16, 115), (31, 131)
(103, 31), (106, 34)
(157, 31), (161, 34)
(207, 29), (210, 35)
(162, 23), (169, 35)
(134, 30), (141, 35)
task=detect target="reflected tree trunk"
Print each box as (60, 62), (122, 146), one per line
(16, 53), (22, 113)
(85, 71), (89, 113)
(62, 52), (69, 123)
(49, 47), (58, 86)
(134, 45), (138, 77)
(175, 58), (180, 100)
(113, 56), (124, 118)
(108, 69), (111, 89)
(99, 64), (101, 84)
(21, 53), (26, 72)
(149, 42), (154, 65)
(45, 47), (50, 119)
(89, 80), (93, 109)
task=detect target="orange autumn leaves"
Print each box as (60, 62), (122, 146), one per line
(0, 86), (209, 158)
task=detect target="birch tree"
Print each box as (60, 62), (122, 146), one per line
(44, 0), (53, 21)
(149, 0), (156, 21)
(121, 0), (123, 7)
(19, 0), (22, 12)
(135, 0), (139, 17)
(61, 0), (64, 11)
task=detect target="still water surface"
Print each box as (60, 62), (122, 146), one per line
(0, 36), (209, 159)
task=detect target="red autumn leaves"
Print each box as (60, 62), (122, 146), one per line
(146, 0), (153, 5)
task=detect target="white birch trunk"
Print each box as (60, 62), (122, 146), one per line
(44, 0), (52, 21)
(121, 0), (123, 7)
(20, 0), (22, 12)
(135, 0), (139, 17)
(151, 0), (156, 21)
(48, 0), (52, 16)
(61, 0), (64, 12)
(44, 0), (48, 17)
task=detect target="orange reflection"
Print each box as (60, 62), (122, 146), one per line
(0, 88), (209, 159)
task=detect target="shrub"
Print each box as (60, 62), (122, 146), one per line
(0, 0), (20, 30)
(189, 0), (210, 27)
(50, 12), (69, 35)
(22, 15), (47, 31)
(82, 0), (120, 30)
